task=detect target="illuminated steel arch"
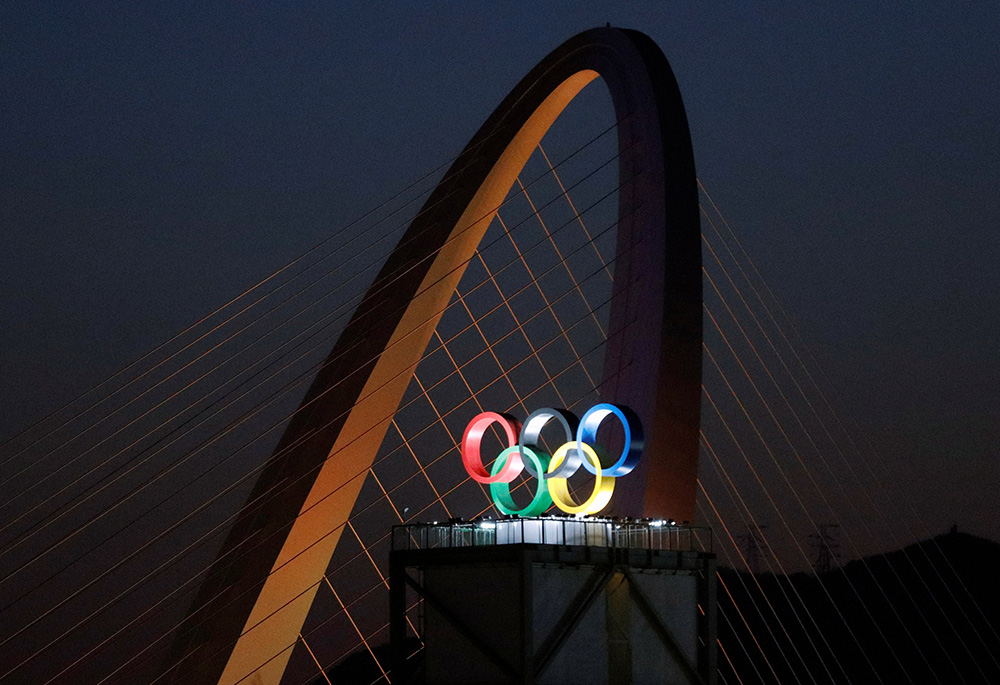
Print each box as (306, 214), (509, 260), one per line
(168, 26), (701, 684)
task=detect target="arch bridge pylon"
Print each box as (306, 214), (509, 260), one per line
(165, 26), (701, 685)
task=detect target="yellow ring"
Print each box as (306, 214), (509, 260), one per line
(546, 442), (615, 514)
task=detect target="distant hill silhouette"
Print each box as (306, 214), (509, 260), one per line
(718, 530), (1000, 683)
(317, 531), (1000, 683)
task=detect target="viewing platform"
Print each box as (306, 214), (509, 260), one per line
(390, 517), (717, 683)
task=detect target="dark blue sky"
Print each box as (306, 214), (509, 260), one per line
(2, 3), (998, 542)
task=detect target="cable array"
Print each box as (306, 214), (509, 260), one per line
(0, 106), (626, 684)
(697, 183), (1000, 684)
(2, 91), (997, 685)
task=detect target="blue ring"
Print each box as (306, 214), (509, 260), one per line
(577, 403), (642, 477)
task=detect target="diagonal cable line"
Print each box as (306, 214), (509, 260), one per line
(700, 181), (1000, 664)
(705, 293), (952, 680)
(698, 454), (821, 684)
(537, 142), (613, 283)
(0, 109), (622, 469)
(5, 111), (632, 680)
(178, 362), (638, 685)
(0, 194), (628, 620)
(0, 141), (630, 582)
(1, 222), (640, 680)
(0, 193), (631, 637)
(702, 230), (983, 680)
(702, 435), (842, 683)
(696, 492), (790, 683)
(0, 120), (624, 532)
(121, 263), (639, 685)
(702, 364), (901, 684)
(57, 321), (640, 685)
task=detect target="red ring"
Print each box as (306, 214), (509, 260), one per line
(460, 412), (523, 483)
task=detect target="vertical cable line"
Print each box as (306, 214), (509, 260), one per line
(0, 141), (628, 599)
(700, 181), (1000, 668)
(8, 192), (636, 684)
(702, 225), (982, 680)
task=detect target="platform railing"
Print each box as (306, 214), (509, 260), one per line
(391, 517), (712, 554)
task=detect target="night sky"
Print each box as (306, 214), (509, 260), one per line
(2, 2), (999, 551)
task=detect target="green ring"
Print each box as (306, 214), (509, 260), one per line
(489, 446), (552, 516)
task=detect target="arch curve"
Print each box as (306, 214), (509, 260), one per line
(168, 27), (701, 685)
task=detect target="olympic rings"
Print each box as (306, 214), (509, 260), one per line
(459, 403), (642, 516)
